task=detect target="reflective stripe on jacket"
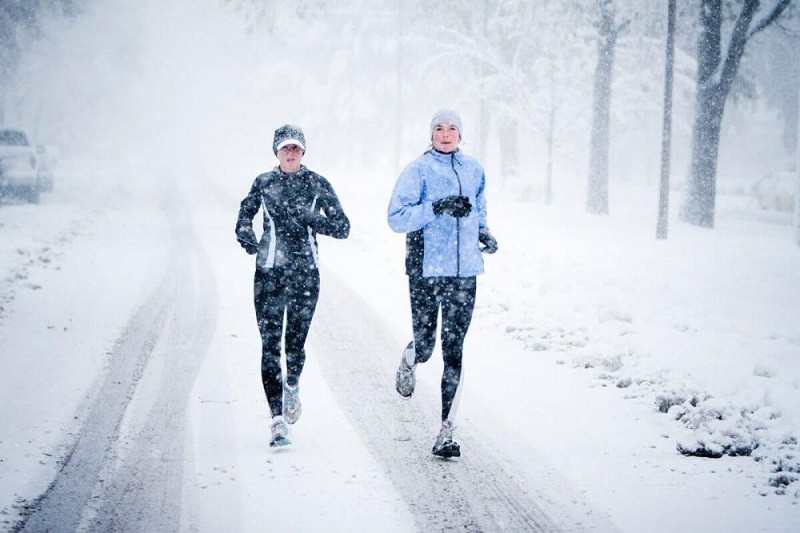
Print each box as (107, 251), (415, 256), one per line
(237, 166), (350, 272)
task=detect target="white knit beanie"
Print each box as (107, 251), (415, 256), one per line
(430, 109), (462, 137)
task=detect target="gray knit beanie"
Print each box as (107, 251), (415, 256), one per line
(272, 124), (306, 154)
(430, 109), (462, 137)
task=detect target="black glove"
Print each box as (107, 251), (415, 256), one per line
(433, 195), (472, 218)
(237, 228), (258, 255)
(479, 227), (498, 254)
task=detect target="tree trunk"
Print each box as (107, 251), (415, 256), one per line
(587, 0), (618, 215)
(499, 120), (519, 188)
(681, 0), (725, 228)
(784, 85), (799, 166)
(681, 0), (789, 228)
(394, 0), (404, 174)
(545, 76), (555, 205)
(656, 0), (676, 239)
(476, 0), (490, 164)
(683, 87), (724, 227)
(477, 100), (489, 164)
(795, 91), (800, 246)
(795, 169), (800, 247)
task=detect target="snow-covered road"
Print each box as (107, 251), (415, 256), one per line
(7, 177), (217, 531)
(80, 211), (218, 531)
(2, 170), (597, 531)
(309, 269), (560, 531)
(181, 181), (608, 531)
(4, 1), (800, 531)
(3, 162), (800, 532)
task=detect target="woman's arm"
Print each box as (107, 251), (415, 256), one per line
(310, 180), (350, 239)
(475, 169), (488, 229)
(387, 162), (436, 233)
(235, 178), (262, 248)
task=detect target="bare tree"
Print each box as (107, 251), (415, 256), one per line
(796, 90), (800, 246)
(747, 15), (800, 170)
(587, 0), (628, 215)
(0, 2), (38, 121)
(0, 0), (82, 122)
(681, 0), (791, 228)
(657, 0), (677, 240)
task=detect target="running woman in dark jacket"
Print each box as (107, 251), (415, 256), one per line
(388, 109), (498, 458)
(236, 124), (350, 447)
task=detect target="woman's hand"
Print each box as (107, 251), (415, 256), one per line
(237, 228), (259, 254)
(433, 195), (472, 218)
(478, 227), (498, 254)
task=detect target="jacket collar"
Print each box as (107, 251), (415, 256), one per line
(428, 148), (462, 165)
(274, 164), (308, 177)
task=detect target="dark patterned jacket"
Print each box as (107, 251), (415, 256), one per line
(236, 165), (350, 272)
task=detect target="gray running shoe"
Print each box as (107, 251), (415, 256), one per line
(283, 383), (302, 425)
(395, 341), (416, 398)
(269, 416), (291, 447)
(432, 419), (460, 458)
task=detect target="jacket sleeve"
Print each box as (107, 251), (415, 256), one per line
(310, 179), (350, 239)
(476, 168), (488, 230)
(235, 178), (261, 245)
(387, 161), (436, 233)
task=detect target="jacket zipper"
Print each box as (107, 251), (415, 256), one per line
(450, 152), (462, 277)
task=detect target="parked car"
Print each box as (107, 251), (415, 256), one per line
(0, 127), (40, 203)
(752, 170), (796, 213)
(36, 144), (57, 193)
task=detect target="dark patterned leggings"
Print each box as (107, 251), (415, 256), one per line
(254, 266), (319, 417)
(408, 275), (476, 421)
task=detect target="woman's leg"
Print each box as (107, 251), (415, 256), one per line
(284, 268), (320, 387)
(254, 268), (287, 417)
(409, 275), (440, 364)
(439, 277), (476, 421)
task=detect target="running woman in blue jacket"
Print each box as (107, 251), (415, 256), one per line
(387, 109), (498, 457)
(237, 124), (350, 447)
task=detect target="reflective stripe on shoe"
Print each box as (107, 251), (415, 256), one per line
(283, 384), (302, 425)
(432, 420), (460, 457)
(395, 342), (416, 398)
(270, 416), (291, 447)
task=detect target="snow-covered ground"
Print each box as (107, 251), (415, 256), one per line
(1, 155), (799, 531)
(3, 1), (800, 530)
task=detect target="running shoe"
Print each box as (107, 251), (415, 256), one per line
(283, 383), (302, 425)
(269, 416), (291, 447)
(432, 419), (460, 458)
(395, 341), (416, 398)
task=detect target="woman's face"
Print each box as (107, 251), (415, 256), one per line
(277, 144), (303, 173)
(432, 123), (460, 153)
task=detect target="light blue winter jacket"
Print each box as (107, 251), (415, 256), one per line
(388, 148), (488, 278)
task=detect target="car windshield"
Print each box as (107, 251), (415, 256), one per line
(0, 130), (29, 146)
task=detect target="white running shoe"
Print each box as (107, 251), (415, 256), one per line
(269, 415), (291, 447)
(395, 341), (416, 398)
(432, 419), (460, 458)
(283, 384), (302, 425)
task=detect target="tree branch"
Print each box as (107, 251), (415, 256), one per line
(747, 0), (792, 39)
(717, 0), (759, 97)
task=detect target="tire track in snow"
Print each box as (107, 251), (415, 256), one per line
(15, 226), (218, 532)
(310, 269), (559, 531)
(84, 242), (218, 531)
(14, 274), (170, 532)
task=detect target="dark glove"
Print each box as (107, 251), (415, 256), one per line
(237, 228), (258, 255)
(479, 227), (498, 254)
(433, 195), (472, 218)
